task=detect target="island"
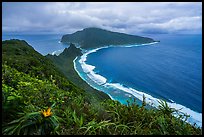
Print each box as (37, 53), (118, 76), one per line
(61, 27), (157, 49)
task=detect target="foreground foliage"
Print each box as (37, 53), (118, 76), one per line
(2, 64), (201, 135)
(2, 40), (202, 135)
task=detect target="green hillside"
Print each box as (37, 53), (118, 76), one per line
(2, 39), (82, 92)
(2, 39), (202, 135)
(46, 43), (110, 100)
(61, 27), (156, 49)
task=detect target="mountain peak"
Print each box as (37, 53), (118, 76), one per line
(83, 27), (104, 30)
(58, 43), (82, 59)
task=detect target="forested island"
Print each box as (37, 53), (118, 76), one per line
(2, 38), (201, 135)
(61, 27), (157, 49)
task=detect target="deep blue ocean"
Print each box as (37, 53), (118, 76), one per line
(87, 34), (202, 113)
(2, 34), (202, 127)
(73, 34), (202, 127)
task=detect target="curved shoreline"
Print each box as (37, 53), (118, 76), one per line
(73, 42), (202, 128)
(73, 57), (114, 100)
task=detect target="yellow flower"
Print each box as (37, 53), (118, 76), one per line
(42, 107), (52, 117)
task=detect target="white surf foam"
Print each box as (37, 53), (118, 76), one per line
(73, 57), (113, 100)
(87, 71), (107, 85)
(169, 99), (175, 103)
(78, 49), (107, 85)
(75, 42), (202, 128)
(104, 82), (202, 127)
(51, 49), (64, 56)
(81, 64), (95, 73)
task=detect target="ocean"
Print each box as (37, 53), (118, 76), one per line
(73, 34), (202, 127)
(2, 34), (202, 127)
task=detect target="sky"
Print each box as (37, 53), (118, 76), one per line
(2, 2), (202, 35)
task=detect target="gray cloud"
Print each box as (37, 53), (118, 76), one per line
(2, 2), (202, 34)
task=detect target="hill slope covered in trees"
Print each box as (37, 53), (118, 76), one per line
(61, 27), (156, 49)
(46, 43), (110, 100)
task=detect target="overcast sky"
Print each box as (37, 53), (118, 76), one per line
(2, 2), (202, 35)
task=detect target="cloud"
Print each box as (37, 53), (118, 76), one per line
(2, 2), (202, 34)
(137, 16), (202, 34)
